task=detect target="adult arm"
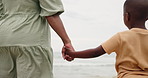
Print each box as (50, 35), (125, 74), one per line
(46, 14), (71, 44)
(46, 14), (74, 60)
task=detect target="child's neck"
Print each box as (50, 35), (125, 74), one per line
(130, 21), (147, 30)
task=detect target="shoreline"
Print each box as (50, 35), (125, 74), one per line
(53, 65), (117, 78)
(54, 75), (117, 78)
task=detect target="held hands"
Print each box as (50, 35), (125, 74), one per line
(62, 43), (75, 61)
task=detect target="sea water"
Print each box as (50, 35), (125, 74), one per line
(53, 52), (117, 78)
(51, 0), (140, 78)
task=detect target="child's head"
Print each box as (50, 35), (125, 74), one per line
(123, 0), (148, 29)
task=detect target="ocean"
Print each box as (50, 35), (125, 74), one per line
(51, 0), (148, 78)
(53, 52), (117, 78)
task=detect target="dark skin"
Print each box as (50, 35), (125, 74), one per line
(124, 0), (148, 30)
(45, 14), (74, 61)
(64, 0), (148, 60)
(64, 45), (106, 59)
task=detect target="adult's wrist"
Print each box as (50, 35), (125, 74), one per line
(63, 40), (72, 46)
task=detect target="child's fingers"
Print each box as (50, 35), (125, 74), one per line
(64, 55), (74, 61)
(64, 55), (69, 59)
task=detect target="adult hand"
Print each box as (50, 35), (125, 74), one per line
(62, 43), (74, 61)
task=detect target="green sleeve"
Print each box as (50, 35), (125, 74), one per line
(39, 0), (64, 16)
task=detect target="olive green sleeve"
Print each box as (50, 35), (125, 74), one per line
(39, 0), (64, 16)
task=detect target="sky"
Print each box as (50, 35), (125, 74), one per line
(51, 0), (148, 52)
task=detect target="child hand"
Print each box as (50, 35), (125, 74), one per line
(64, 54), (74, 61)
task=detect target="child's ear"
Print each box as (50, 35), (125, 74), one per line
(125, 12), (130, 21)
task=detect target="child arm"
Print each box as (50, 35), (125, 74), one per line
(65, 45), (106, 59)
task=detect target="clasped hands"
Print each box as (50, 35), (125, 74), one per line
(62, 43), (75, 61)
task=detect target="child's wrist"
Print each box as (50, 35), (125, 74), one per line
(71, 51), (76, 58)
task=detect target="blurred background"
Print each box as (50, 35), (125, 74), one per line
(51, 0), (148, 78)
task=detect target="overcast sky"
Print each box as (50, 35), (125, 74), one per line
(51, 0), (148, 52)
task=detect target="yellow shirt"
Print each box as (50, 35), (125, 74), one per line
(102, 28), (148, 78)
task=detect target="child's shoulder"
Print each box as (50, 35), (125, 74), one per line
(116, 28), (148, 39)
(115, 29), (138, 39)
(118, 28), (148, 35)
(117, 29), (133, 35)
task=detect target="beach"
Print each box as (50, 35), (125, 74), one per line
(54, 65), (117, 78)
(53, 52), (117, 78)
(51, 0), (126, 78)
(51, 0), (148, 78)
